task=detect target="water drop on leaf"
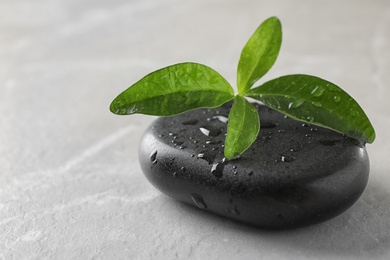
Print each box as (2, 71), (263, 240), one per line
(306, 116), (314, 122)
(312, 101), (322, 107)
(311, 85), (325, 97)
(288, 99), (304, 109)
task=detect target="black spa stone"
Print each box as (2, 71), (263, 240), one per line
(139, 102), (369, 229)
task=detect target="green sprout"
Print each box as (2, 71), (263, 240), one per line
(110, 17), (375, 160)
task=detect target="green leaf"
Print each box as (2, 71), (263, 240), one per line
(237, 16), (282, 94)
(224, 95), (260, 160)
(246, 74), (376, 143)
(110, 62), (234, 116)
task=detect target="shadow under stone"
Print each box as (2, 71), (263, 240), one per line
(162, 176), (390, 258)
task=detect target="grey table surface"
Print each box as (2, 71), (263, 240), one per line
(1, 0), (390, 259)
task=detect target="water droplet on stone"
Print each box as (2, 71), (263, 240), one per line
(182, 119), (199, 125)
(198, 153), (215, 164)
(302, 123), (310, 127)
(262, 135), (272, 141)
(261, 121), (278, 128)
(211, 161), (225, 177)
(191, 194), (207, 209)
(232, 207), (240, 215)
(150, 151), (157, 163)
(199, 126), (221, 137)
(311, 85), (325, 97)
(212, 115), (228, 123)
(206, 140), (222, 145)
(319, 140), (341, 146)
(280, 155), (295, 162)
(173, 172), (178, 177)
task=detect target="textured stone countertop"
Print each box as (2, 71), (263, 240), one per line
(1, 0), (390, 259)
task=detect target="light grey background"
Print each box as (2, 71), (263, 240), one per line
(1, 0), (390, 259)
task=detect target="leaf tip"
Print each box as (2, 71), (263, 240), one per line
(109, 98), (119, 114)
(367, 127), (376, 144)
(267, 16), (281, 24)
(109, 95), (128, 115)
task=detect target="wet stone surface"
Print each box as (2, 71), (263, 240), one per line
(139, 102), (369, 229)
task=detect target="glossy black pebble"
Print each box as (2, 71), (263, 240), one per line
(139, 103), (369, 229)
